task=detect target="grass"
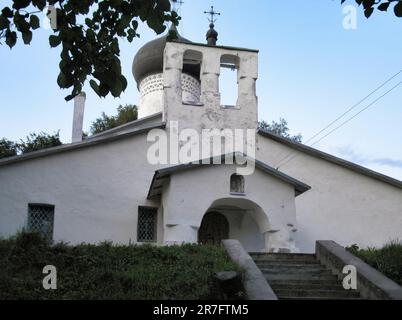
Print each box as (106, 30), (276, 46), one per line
(0, 232), (240, 300)
(346, 240), (402, 286)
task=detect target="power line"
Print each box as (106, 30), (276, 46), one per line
(305, 70), (402, 145)
(311, 81), (402, 147)
(274, 70), (402, 169)
(275, 79), (402, 169)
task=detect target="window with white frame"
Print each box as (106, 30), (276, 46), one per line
(137, 206), (157, 243)
(27, 204), (55, 241)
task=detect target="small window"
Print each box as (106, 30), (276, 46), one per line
(27, 204), (55, 241)
(230, 174), (245, 194)
(137, 207), (158, 243)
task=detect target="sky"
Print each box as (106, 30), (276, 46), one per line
(0, 0), (401, 180)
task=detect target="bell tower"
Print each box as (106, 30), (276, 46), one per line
(162, 8), (259, 133)
(132, 5), (259, 133)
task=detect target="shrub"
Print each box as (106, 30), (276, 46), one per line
(0, 232), (239, 300)
(346, 240), (402, 286)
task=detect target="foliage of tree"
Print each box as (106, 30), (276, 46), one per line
(0, 0), (180, 101)
(0, 138), (18, 159)
(90, 104), (138, 135)
(259, 118), (303, 143)
(342, 0), (402, 18)
(17, 131), (62, 153)
(0, 131), (62, 159)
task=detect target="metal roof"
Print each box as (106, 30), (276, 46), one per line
(0, 122), (165, 167)
(258, 129), (402, 190)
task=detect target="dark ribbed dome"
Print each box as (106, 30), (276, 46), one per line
(132, 26), (195, 84)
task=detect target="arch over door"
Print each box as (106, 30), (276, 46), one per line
(198, 212), (229, 245)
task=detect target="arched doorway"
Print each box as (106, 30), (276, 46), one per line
(199, 198), (271, 252)
(198, 212), (229, 245)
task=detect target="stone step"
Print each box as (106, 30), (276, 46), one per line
(254, 261), (322, 268)
(256, 264), (328, 273)
(251, 252), (362, 300)
(264, 273), (338, 282)
(280, 296), (364, 301)
(269, 279), (341, 286)
(250, 253), (317, 262)
(271, 282), (345, 291)
(260, 266), (333, 275)
(274, 289), (360, 299)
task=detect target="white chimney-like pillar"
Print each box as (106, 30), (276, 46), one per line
(71, 92), (86, 143)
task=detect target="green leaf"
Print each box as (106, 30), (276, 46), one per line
(0, 15), (9, 30)
(49, 35), (61, 47)
(364, 7), (374, 18)
(85, 18), (93, 27)
(5, 30), (17, 48)
(1, 7), (13, 18)
(111, 39), (119, 54)
(157, 0), (171, 11)
(120, 76), (128, 92)
(377, 2), (390, 12)
(14, 13), (30, 32)
(65, 94), (76, 101)
(22, 30), (32, 44)
(127, 29), (136, 42)
(362, 0), (375, 10)
(12, 0), (30, 10)
(394, 2), (402, 17)
(110, 79), (123, 97)
(32, 0), (47, 11)
(99, 83), (110, 97)
(30, 15), (40, 30)
(86, 29), (96, 43)
(90, 80), (101, 96)
(57, 72), (67, 87)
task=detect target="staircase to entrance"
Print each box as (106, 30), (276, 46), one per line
(223, 239), (402, 300)
(250, 252), (361, 300)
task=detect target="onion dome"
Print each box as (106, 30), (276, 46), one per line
(132, 25), (198, 84)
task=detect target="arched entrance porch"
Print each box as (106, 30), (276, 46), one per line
(198, 198), (271, 252)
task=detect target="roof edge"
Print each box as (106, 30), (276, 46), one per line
(167, 40), (259, 53)
(147, 153), (311, 200)
(0, 122), (166, 168)
(258, 129), (402, 190)
(88, 112), (162, 140)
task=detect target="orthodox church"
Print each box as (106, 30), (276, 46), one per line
(0, 21), (401, 253)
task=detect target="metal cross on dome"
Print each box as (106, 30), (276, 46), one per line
(204, 5), (221, 24)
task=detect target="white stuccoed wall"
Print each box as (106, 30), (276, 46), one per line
(0, 134), (162, 244)
(162, 42), (259, 133)
(161, 164), (298, 252)
(0, 132), (298, 252)
(256, 135), (402, 252)
(0, 130), (401, 252)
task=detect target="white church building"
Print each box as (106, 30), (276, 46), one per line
(0, 24), (401, 253)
